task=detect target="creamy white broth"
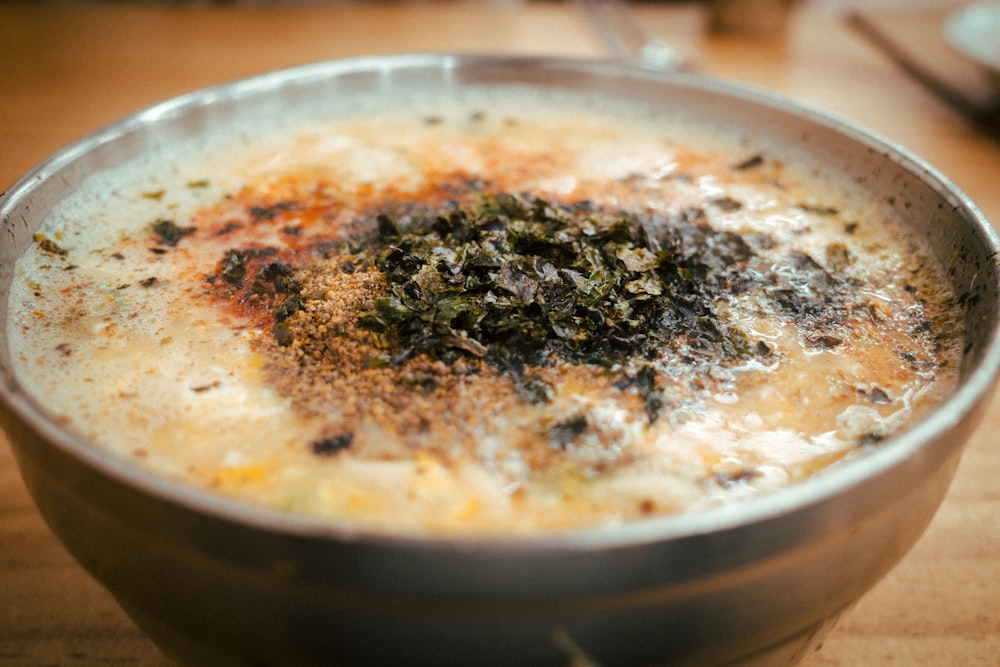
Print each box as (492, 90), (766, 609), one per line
(7, 91), (963, 534)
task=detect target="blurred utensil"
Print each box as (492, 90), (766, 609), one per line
(709, 0), (793, 36)
(576, 0), (689, 71)
(943, 2), (1000, 86)
(847, 11), (1000, 140)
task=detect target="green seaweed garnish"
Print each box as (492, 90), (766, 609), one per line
(353, 193), (761, 373)
(208, 190), (861, 424)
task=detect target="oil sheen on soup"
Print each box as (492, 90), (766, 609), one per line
(7, 90), (964, 534)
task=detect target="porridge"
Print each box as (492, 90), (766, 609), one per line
(7, 90), (963, 534)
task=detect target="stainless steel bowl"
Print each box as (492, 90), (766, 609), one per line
(2, 54), (999, 667)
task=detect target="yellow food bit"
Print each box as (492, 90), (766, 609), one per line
(346, 493), (371, 512)
(215, 462), (270, 485)
(455, 496), (482, 521)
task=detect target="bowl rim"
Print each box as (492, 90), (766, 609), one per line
(3, 52), (999, 551)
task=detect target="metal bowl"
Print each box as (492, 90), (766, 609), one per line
(2, 55), (998, 667)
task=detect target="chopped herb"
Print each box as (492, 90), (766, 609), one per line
(218, 248), (297, 295)
(367, 354), (392, 368)
(807, 334), (843, 349)
(710, 195), (744, 212)
(151, 219), (196, 247)
(351, 193), (763, 375)
(860, 386), (891, 404)
(311, 433), (354, 456)
(614, 365), (665, 423)
(797, 203), (840, 216)
(220, 250), (248, 286)
(250, 201), (299, 223)
(217, 221), (243, 236)
(405, 370), (440, 392)
(273, 321), (293, 347)
(33, 233), (68, 256)
(211, 191), (871, 424)
(512, 374), (551, 405)
(274, 295), (304, 323)
(824, 243), (853, 271)
(262, 261), (293, 279)
(859, 432), (886, 445)
(733, 154), (764, 170)
(549, 415), (588, 449)
(711, 466), (760, 487)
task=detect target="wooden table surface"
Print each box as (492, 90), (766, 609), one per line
(1, 2), (998, 665)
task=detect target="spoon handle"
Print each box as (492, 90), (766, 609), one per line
(575, 0), (689, 72)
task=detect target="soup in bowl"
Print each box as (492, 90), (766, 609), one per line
(1, 55), (998, 666)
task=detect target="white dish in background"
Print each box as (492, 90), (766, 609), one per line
(944, 2), (1000, 83)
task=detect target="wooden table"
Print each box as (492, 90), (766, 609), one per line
(1, 2), (998, 665)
